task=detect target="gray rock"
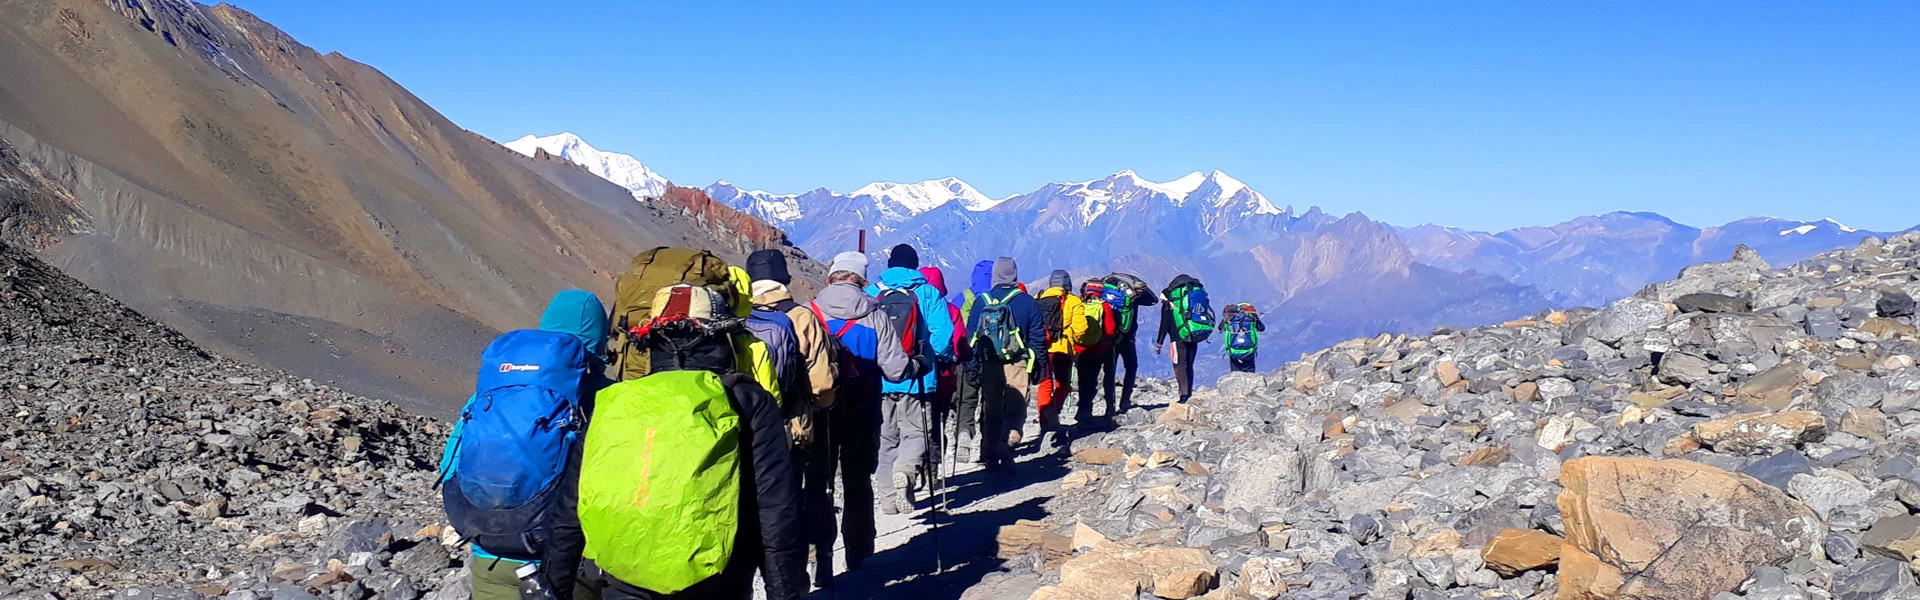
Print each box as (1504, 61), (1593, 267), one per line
(1827, 532), (1862, 563)
(1658, 352), (1714, 385)
(1741, 450), (1815, 491)
(1832, 557), (1918, 600)
(1807, 309), (1845, 341)
(1587, 297), (1671, 345)
(1677, 293), (1754, 314)
(1788, 470), (1874, 523)
(1880, 290), (1917, 318)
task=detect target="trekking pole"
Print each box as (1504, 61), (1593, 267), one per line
(918, 376), (945, 575)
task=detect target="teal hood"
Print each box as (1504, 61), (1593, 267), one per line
(538, 289), (608, 357)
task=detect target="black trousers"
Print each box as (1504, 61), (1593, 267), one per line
(1075, 349), (1111, 422)
(1171, 341), (1198, 402)
(795, 416), (836, 584)
(824, 399), (878, 568)
(1229, 355), (1256, 373)
(1104, 333), (1139, 413)
(954, 363), (982, 442)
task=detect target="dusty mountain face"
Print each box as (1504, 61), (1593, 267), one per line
(0, 238), (461, 598)
(980, 232), (1920, 600)
(0, 0), (801, 409)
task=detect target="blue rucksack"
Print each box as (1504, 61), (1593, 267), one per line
(441, 330), (589, 557)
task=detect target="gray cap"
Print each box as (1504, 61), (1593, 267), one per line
(828, 251), (869, 278)
(1048, 270), (1072, 290)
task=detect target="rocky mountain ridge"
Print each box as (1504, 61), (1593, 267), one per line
(971, 231), (1920, 600)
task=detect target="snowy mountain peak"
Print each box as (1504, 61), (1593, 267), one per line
(504, 132), (670, 200)
(850, 177), (1001, 215)
(704, 181), (802, 224)
(1780, 218), (1863, 236)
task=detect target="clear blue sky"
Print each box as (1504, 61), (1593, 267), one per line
(232, 1), (1918, 232)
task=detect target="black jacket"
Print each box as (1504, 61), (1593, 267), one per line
(597, 373), (805, 600)
(538, 372), (613, 598)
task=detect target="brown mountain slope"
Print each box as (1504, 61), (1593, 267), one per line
(0, 0), (802, 409)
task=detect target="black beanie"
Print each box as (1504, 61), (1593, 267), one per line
(887, 244), (920, 269)
(745, 249), (791, 285)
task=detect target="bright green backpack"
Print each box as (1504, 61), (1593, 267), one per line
(579, 370), (741, 593)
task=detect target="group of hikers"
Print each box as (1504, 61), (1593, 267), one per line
(435, 243), (1272, 600)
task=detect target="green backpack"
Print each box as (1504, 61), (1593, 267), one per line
(579, 370), (741, 593)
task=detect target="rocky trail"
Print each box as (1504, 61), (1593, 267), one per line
(9, 227), (1920, 600)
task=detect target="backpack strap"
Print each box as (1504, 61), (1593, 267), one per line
(834, 319), (857, 339)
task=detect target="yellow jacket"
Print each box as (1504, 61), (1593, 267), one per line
(1038, 286), (1088, 355)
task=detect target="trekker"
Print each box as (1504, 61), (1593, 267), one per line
(811, 251), (911, 571)
(441, 290), (610, 600)
(951, 260), (996, 464)
(1223, 303), (1267, 373)
(1034, 270), (1087, 452)
(1073, 279), (1117, 425)
(1155, 275), (1216, 403)
(864, 244), (952, 514)
(967, 257), (1047, 473)
(919, 265), (969, 470)
(1100, 273), (1157, 415)
(577, 285), (804, 600)
(745, 250), (839, 588)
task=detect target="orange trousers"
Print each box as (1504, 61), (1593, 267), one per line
(1036, 353), (1074, 427)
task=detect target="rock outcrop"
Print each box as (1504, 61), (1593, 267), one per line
(976, 232), (1920, 600)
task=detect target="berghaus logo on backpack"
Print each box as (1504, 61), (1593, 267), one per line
(498, 363), (542, 373)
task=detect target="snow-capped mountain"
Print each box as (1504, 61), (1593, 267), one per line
(504, 133), (670, 200)
(850, 177), (1005, 216)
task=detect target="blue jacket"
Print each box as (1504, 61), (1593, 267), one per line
(867, 267), (956, 394)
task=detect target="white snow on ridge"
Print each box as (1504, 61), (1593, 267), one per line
(1779, 218), (1862, 236)
(850, 177), (998, 215)
(705, 181), (803, 224)
(505, 133), (670, 200)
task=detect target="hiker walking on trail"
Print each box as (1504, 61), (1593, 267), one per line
(1073, 279), (1117, 425)
(951, 259), (995, 464)
(1223, 302), (1267, 373)
(811, 252), (911, 572)
(1156, 274), (1217, 403)
(1034, 270), (1087, 452)
(1100, 273), (1157, 415)
(863, 244), (952, 514)
(441, 290), (611, 600)
(919, 265), (969, 470)
(576, 284), (805, 600)
(745, 250), (840, 589)
(966, 258), (1047, 473)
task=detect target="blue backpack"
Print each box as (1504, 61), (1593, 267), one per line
(441, 330), (589, 557)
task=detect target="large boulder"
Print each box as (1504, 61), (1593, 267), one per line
(1689, 411), (1828, 455)
(1586, 297), (1671, 345)
(1029, 542), (1218, 600)
(1557, 457), (1824, 600)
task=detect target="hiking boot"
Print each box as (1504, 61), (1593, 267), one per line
(890, 472), (915, 514)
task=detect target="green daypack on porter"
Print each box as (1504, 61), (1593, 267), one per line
(611, 248), (735, 381)
(578, 370), (741, 593)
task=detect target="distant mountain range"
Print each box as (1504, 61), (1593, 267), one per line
(517, 132), (1915, 375)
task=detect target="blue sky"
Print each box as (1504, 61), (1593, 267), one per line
(233, 1), (1917, 232)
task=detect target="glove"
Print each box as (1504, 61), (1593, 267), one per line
(1028, 366), (1044, 386)
(787, 414), (813, 448)
(910, 356), (933, 379)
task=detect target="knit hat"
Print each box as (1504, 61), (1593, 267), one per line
(745, 249), (791, 285)
(887, 244), (920, 269)
(829, 251), (869, 279)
